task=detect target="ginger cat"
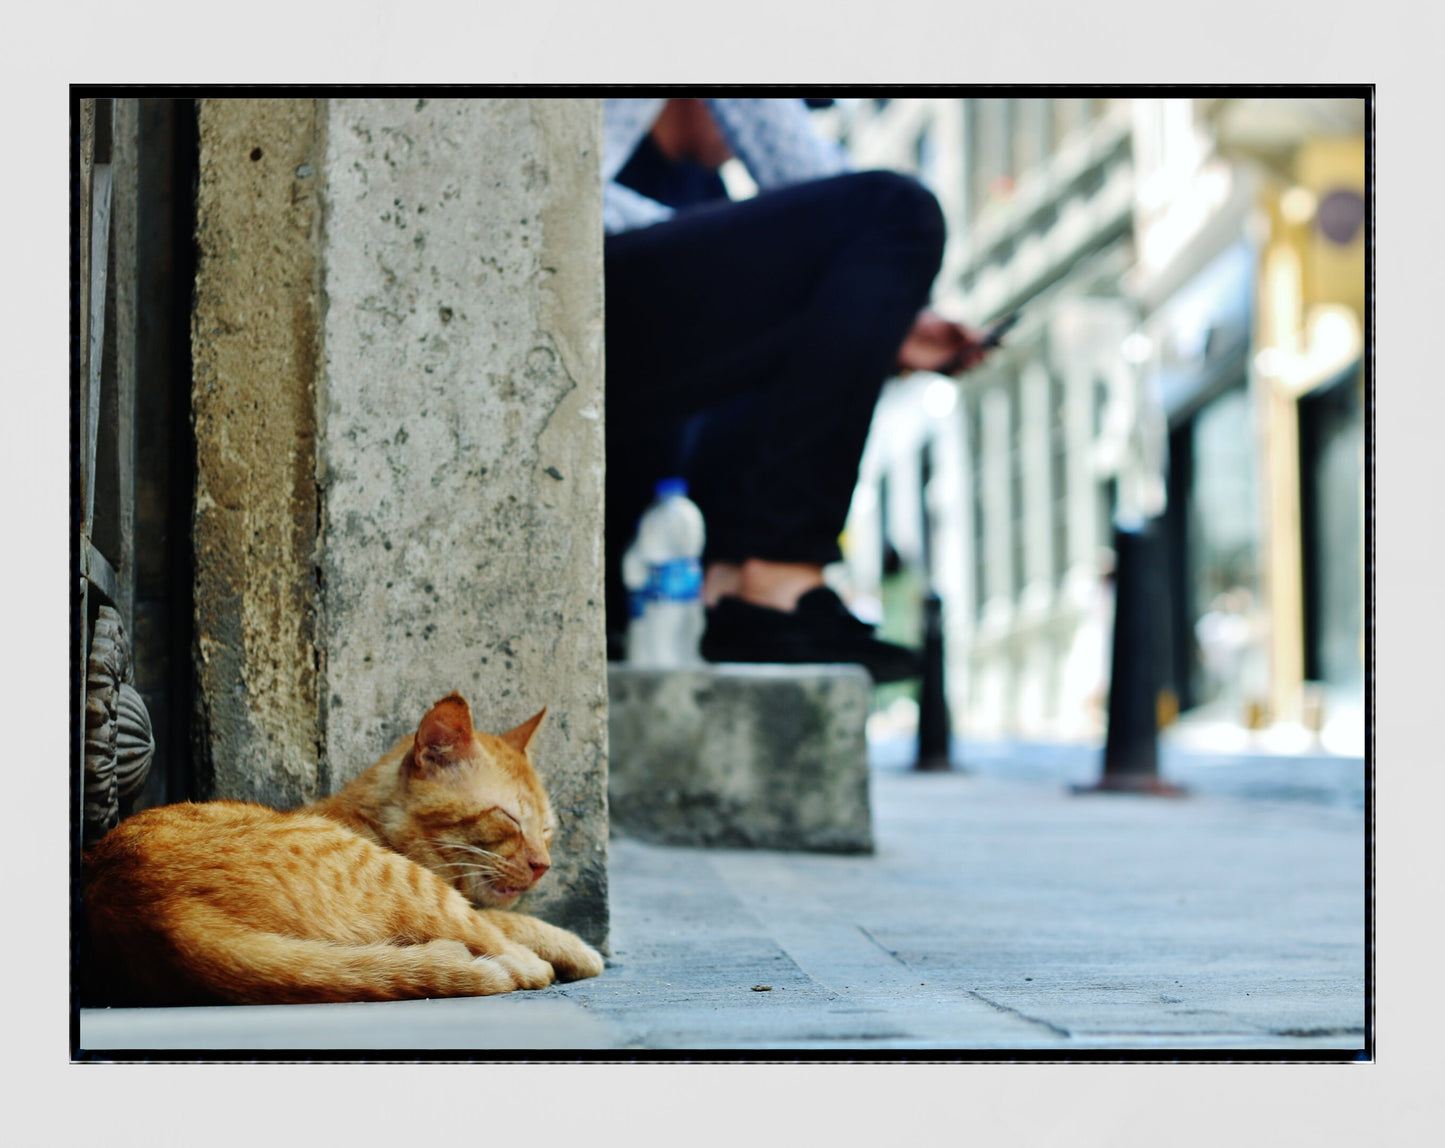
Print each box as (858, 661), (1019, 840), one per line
(82, 692), (604, 1006)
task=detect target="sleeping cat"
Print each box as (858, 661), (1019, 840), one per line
(82, 692), (604, 1005)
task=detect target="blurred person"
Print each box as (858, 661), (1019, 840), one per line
(604, 97), (994, 682)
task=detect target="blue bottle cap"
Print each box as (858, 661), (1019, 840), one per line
(654, 477), (689, 499)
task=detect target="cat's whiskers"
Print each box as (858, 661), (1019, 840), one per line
(432, 860), (503, 875)
(436, 841), (506, 862)
(430, 852), (526, 902)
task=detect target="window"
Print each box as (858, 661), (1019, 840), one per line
(1299, 369), (1364, 692)
(1049, 372), (1069, 586)
(1185, 383), (1260, 708)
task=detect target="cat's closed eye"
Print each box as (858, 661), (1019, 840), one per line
(493, 808), (522, 830)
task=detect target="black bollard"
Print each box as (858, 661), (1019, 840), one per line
(915, 591), (954, 771)
(1074, 520), (1185, 796)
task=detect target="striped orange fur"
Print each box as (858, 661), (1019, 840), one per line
(82, 693), (604, 1005)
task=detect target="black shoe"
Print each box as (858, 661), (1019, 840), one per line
(700, 587), (922, 683)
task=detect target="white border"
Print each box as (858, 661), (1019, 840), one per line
(3, 3), (1428, 1143)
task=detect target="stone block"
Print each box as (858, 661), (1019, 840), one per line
(607, 664), (874, 854)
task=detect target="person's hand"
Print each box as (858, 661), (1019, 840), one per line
(896, 309), (991, 375)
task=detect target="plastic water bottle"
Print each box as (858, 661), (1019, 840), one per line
(620, 538), (652, 665)
(626, 477), (705, 666)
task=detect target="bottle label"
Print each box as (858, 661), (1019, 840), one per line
(650, 558), (702, 602)
(627, 589), (649, 620)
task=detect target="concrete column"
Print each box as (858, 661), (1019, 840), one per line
(1257, 234), (1306, 725)
(1017, 361), (1054, 734)
(192, 97), (608, 947)
(1020, 360), (1053, 595)
(317, 98), (608, 944)
(926, 399), (971, 720)
(192, 99), (325, 808)
(973, 381), (1015, 735)
(982, 383), (1013, 616)
(1064, 363), (1099, 575)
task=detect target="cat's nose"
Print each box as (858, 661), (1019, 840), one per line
(528, 857), (550, 883)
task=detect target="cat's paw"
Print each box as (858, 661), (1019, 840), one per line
(479, 945), (555, 991)
(474, 910), (604, 981)
(548, 938), (605, 982)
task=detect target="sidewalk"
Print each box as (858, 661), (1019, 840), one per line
(78, 754), (1366, 1054)
(869, 729), (1366, 812)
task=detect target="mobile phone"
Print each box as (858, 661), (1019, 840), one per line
(981, 311), (1021, 348)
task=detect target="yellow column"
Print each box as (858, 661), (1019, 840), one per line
(1254, 209), (1307, 726)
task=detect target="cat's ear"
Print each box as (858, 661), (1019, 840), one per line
(413, 693), (475, 772)
(499, 707), (547, 756)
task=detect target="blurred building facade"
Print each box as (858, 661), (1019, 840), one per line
(827, 96), (1366, 752)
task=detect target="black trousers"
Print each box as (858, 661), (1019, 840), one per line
(604, 170), (946, 630)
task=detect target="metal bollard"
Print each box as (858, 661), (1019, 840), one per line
(1074, 521), (1185, 796)
(915, 591), (954, 771)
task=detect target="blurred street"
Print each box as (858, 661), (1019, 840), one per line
(80, 745), (1365, 1054)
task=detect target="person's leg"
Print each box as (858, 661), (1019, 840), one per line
(604, 171), (945, 675)
(607, 170), (943, 546)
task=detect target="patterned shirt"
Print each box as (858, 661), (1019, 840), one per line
(603, 97), (849, 234)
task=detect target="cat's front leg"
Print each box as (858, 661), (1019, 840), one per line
(476, 910), (605, 982)
(416, 938), (554, 994)
(444, 916), (557, 989)
(472, 944), (556, 991)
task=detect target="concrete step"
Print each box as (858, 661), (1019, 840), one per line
(607, 663), (873, 853)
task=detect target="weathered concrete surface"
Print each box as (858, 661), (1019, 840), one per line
(608, 664), (874, 853)
(317, 99), (608, 946)
(191, 99), (324, 807)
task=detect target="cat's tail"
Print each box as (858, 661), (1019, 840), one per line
(152, 914), (554, 1005)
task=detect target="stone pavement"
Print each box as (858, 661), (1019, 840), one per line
(78, 754), (1366, 1055)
